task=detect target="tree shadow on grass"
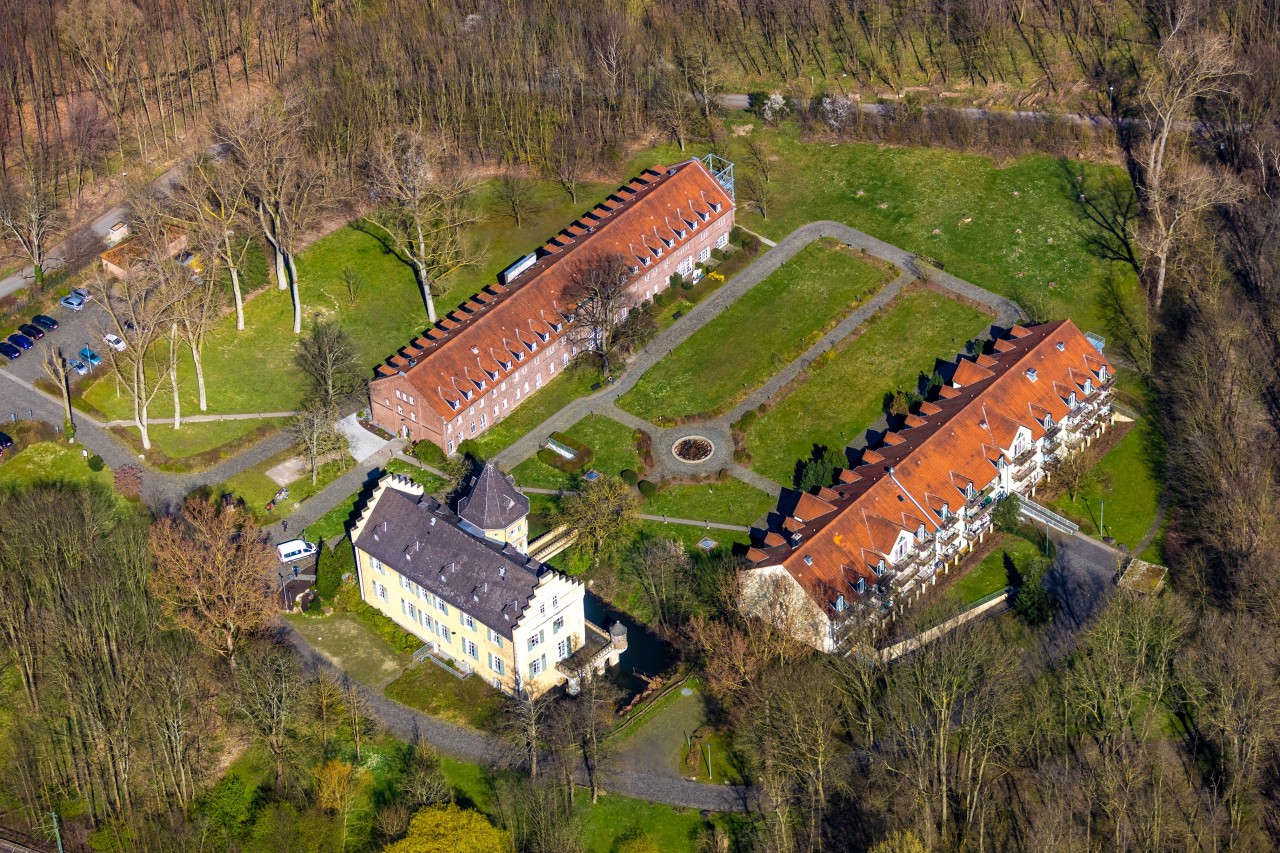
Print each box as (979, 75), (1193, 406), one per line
(1058, 158), (1141, 275)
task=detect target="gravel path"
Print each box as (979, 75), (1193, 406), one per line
(493, 220), (1022, 509)
(283, 622), (755, 811)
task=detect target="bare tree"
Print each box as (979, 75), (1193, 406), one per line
(628, 537), (692, 633)
(494, 174), (541, 227)
(0, 154), (63, 289)
(739, 170), (773, 220)
(290, 401), (348, 485)
(651, 71), (698, 153)
(56, 0), (143, 163)
(540, 123), (595, 205)
(741, 135), (772, 184)
(563, 252), (639, 374)
(42, 346), (74, 436)
(364, 129), (477, 323)
(235, 638), (304, 791)
(171, 155), (253, 330)
(1135, 151), (1242, 310)
(63, 95), (113, 200)
(567, 674), (622, 804)
(148, 497), (278, 668)
(503, 685), (558, 777)
(92, 257), (185, 451)
(294, 319), (361, 412)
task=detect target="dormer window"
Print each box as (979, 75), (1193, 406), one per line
(514, 350), (525, 362)
(876, 558), (886, 576)
(550, 321), (563, 333)
(855, 577), (866, 594)
(1026, 368), (1038, 382)
(499, 358), (512, 370)
(1084, 379), (1093, 395)
(629, 266), (640, 276)
(834, 593), (846, 612)
(997, 457), (1007, 471)
(640, 255), (652, 267)
(697, 209), (709, 221)
(446, 398), (460, 411)
(803, 555), (813, 566)
(484, 368), (498, 381)
(1068, 394), (1078, 409)
(917, 524), (926, 541)
(474, 379), (486, 392)
(1056, 341), (1065, 351)
(965, 484), (976, 500)
(462, 389), (474, 400)
(1099, 366), (1108, 382)
(939, 504), (950, 520)
(1044, 415), (1053, 429)
(536, 330), (549, 343)
(710, 201), (722, 212)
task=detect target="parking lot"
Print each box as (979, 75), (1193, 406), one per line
(0, 296), (115, 393)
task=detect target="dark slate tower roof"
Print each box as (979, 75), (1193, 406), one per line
(457, 462), (529, 531)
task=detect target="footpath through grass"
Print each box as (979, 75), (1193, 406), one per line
(77, 179), (611, 454)
(742, 288), (991, 485)
(618, 239), (891, 422)
(629, 121), (1141, 336)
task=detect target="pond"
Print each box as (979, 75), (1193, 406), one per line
(584, 593), (675, 698)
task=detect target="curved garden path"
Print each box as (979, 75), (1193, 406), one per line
(493, 220), (1024, 494)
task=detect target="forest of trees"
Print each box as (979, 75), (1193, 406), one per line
(6, 0), (1280, 850)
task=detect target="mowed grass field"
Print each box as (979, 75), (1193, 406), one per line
(618, 239), (891, 422)
(78, 179), (611, 443)
(512, 414), (641, 489)
(743, 289), (991, 485)
(629, 122), (1140, 336)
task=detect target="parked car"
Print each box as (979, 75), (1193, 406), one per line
(18, 323), (44, 340)
(70, 287), (93, 302)
(32, 314), (58, 331)
(0, 342), (20, 360)
(59, 294), (85, 311)
(69, 358), (88, 375)
(276, 539), (319, 564)
(7, 334), (33, 350)
(102, 333), (126, 352)
(0, 432), (11, 453)
(78, 347), (101, 366)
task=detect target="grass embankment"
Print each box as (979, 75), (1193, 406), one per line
(630, 121), (1142, 336)
(0, 439), (114, 492)
(741, 289), (991, 485)
(618, 239), (890, 422)
(1051, 417), (1164, 555)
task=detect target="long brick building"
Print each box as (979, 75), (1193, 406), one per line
(741, 319), (1115, 651)
(371, 157), (736, 451)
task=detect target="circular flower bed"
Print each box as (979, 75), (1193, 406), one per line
(672, 436), (714, 463)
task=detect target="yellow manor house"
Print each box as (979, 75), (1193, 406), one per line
(350, 465), (626, 697)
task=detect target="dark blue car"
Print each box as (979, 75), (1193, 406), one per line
(6, 333), (33, 350)
(0, 342), (20, 360)
(32, 314), (58, 331)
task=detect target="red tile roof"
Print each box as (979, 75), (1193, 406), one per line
(374, 160), (734, 420)
(747, 319), (1112, 615)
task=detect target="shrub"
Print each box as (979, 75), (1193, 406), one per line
(114, 465), (143, 499)
(315, 539), (353, 600)
(992, 493), (1021, 533)
(64, 419), (76, 442)
(637, 479), (657, 497)
(669, 274), (682, 290)
(412, 440), (447, 466)
(455, 439), (483, 461)
(87, 454), (104, 472)
(620, 468), (639, 486)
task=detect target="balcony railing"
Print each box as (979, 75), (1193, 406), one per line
(1011, 447), (1036, 467)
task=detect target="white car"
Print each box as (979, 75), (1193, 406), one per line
(102, 333), (126, 351)
(276, 539), (318, 564)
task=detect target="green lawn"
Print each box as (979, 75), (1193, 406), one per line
(643, 478), (777, 527)
(512, 415), (641, 489)
(307, 494), (361, 543)
(285, 612), (408, 689)
(384, 662), (506, 731)
(219, 449), (350, 520)
(743, 289), (991, 485)
(638, 520), (751, 556)
(1051, 418), (1163, 551)
(384, 458), (448, 494)
(107, 417), (279, 468)
(629, 122), (1141, 336)
(578, 794), (706, 853)
(947, 532), (1043, 608)
(0, 440), (114, 492)
(465, 362), (603, 460)
(77, 179), (611, 441)
(618, 240), (891, 422)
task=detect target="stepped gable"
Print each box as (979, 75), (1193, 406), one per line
(747, 319), (1112, 615)
(353, 485), (546, 638)
(374, 159), (734, 420)
(457, 462), (529, 531)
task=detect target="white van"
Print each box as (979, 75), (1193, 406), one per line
(276, 539), (318, 564)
